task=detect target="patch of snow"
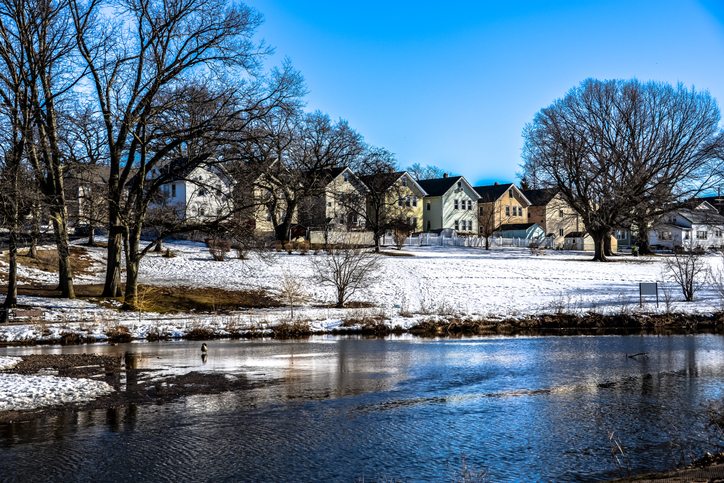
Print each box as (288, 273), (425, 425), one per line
(0, 356), (21, 370)
(0, 373), (113, 411)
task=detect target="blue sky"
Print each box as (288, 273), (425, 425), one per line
(251, 1), (724, 186)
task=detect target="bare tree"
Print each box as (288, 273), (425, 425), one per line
(278, 269), (308, 318)
(522, 79), (724, 261)
(477, 193), (514, 250)
(406, 163), (445, 181)
(664, 251), (709, 302)
(309, 242), (381, 308)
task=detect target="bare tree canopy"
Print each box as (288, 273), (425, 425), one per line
(522, 78), (724, 261)
(406, 163), (445, 181)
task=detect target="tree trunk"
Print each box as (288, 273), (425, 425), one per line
(604, 232), (615, 257)
(49, 205), (75, 298)
(102, 220), (124, 297)
(336, 287), (345, 308)
(88, 226), (95, 246)
(3, 218), (18, 308)
(28, 202), (40, 259)
(122, 227), (142, 310)
(590, 230), (608, 262)
(154, 239), (163, 252)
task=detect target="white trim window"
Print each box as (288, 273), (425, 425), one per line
(454, 220), (459, 231)
(398, 196), (403, 207)
(343, 172), (349, 182)
(467, 220), (472, 231)
(659, 231), (672, 241)
(505, 206), (510, 216)
(412, 196), (417, 207)
(454, 199), (459, 210)
(697, 231), (708, 240)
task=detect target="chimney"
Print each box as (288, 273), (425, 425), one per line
(443, 173), (448, 178)
(494, 181), (499, 185)
(388, 167), (394, 174)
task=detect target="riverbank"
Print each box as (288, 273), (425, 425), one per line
(1, 310), (722, 347)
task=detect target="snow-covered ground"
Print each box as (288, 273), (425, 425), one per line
(0, 373), (113, 412)
(0, 240), (722, 344)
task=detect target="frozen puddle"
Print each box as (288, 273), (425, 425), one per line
(0, 373), (114, 412)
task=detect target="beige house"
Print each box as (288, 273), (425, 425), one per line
(359, 171), (427, 232)
(419, 174), (480, 234)
(474, 183), (531, 236)
(299, 167), (368, 229)
(522, 188), (581, 247)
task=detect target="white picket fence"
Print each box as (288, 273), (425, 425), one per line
(381, 234), (554, 249)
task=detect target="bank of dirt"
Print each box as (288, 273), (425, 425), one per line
(0, 353), (273, 423)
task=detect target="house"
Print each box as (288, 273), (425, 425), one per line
(522, 188), (582, 247)
(475, 183), (531, 237)
(298, 167), (368, 230)
(358, 170), (428, 232)
(64, 165), (112, 228)
(495, 222), (545, 240)
(252, 160), (296, 234)
(150, 155), (231, 222)
(418, 174), (480, 234)
(563, 232), (618, 252)
(649, 201), (724, 250)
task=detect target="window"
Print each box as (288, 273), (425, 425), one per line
(457, 181), (462, 190)
(454, 199), (459, 210)
(398, 196), (404, 207)
(559, 209), (564, 218)
(198, 189), (207, 197)
(615, 230), (626, 240)
(412, 196), (417, 207)
(412, 217), (418, 227)
(528, 212), (531, 218)
(505, 206), (510, 216)
(406, 217), (411, 225)
(350, 213), (358, 223)
(697, 231), (708, 240)
(717, 229), (723, 238)
(467, 220), (472, 231)
(199, 207), (205, 216)
(479, 207), (484, 216)
(401, 177), (407, 187)
(659, 231), (672, 240)
(339, 213), (345, 224)
(454, 220), (459, 230)
(559, 228), (563, 237)
(327, 201), (332, 207)
(426, 221), (430, 230)
(427, 201), (431, 211)
(405, 196), (411, 207)
(265, 210), (271, 221)
(467, 200), (472, 210)
(479, 226), (483, 234)
(343, 172), (349, 182)
(508, 189), (513, 198)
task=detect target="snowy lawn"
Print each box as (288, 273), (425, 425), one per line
(0, 240), (722, 343)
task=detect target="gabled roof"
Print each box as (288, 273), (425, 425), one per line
(418, 176), (480, 198)
(474, 183), (531, 205)
(358, 171), (428, 196)
(522, 188), (559, 207)
(155, 153), (215, 182)
(692, 196), (724, 216)
(678, 208), (724, 226)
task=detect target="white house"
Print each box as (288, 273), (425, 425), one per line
(150, 155), (231, 223)
(649, 201), (724, 250)
(418, 174), (481, 234)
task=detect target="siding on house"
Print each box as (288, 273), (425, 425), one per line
(419, 176), (480, 234)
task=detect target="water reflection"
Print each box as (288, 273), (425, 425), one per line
(1, 335), (724, 482)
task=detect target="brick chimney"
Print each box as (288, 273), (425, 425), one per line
(443, 173), (448, 178)
(494, 181), (499, 185)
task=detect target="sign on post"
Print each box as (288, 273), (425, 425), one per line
(639, 282), (659, 307)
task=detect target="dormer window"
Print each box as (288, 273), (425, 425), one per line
(402, 177), (407, 187)
(457, 181), (462, 190)
(508, 189), (513, 198)
(343, 172), (349, 182)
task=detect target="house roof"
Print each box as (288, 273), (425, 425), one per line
(474, 183), (531, 205)
(497, 223), (540, 231)
(678, 207), (724, 226)
(692, 196), (724, 216)
(156, 153), (215, 181)
(418, 176), (463, 197)
(521, 188), (559, 206)
(564, 231), (587, 238)
(657, 223), (691, 231)
(358, 171), (428, 196)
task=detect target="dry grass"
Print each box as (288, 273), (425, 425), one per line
(273, 319), (312, 338)
(0, 246), (101, 277)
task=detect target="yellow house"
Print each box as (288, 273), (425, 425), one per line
(474, 183), (531, 236)
(359, 171), (427, 232)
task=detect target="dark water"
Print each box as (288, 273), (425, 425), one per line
(2, 334), (724, 482)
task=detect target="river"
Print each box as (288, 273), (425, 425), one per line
(2, 334), (724, 482)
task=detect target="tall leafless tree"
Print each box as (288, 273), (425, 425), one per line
(522, 79), (724, 261)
